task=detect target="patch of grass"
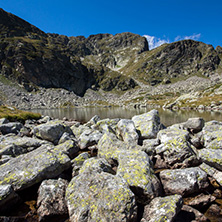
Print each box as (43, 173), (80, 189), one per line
(0, 106), (41, 122)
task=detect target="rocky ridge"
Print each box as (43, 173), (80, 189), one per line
(0, 110), (222, 221)
(0, 8), (222, 109)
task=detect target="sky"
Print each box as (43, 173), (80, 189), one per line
(1, 0), (222, 49)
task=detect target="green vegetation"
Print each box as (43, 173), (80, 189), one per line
(0, 105), (41, 122)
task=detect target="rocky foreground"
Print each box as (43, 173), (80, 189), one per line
(0, 110), (222, 221)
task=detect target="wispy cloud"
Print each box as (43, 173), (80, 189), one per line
(143, 33), (201, 50)
(175, 33), (201, 41)
(143, 35), (170, 50)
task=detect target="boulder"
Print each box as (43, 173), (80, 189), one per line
(116, 119), (139, 146)
(0, 118), (9, 125)
(199, 148), (222, 171)
(183, 117), (205, 133)
(199, 162), (222, 186)
(66, 160), (137, 222)
(37, 178), (68, 221)
(159, 167), (209, 196)
(0, 122), (23, 135)
(0, 184), (20, 213)
(55, 140), (79, 159)
(0, 144), (71, 191)
(71, 124), (90, 139)
(58, 132), (76, 144)
(79, 129), (103, 149)
(132, 109), (161, 139)
(0, 135), (50, 157)
(98, 136), (161, 204)
(72, 152), (90, 177)
(141, 195), (183, 222)
(185, 193), (216, 210)
(84, 115), (100, 127)
(33, 120), (73, 144)
(156, 127), (199, 168)
(92, 118), (120, 134)
(79, 158), (115, 175)
(202, 120), (222, 149)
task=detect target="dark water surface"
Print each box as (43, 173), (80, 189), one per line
(31, 107), (222, 126)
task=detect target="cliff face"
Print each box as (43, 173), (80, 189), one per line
(0, 8), (221, 96)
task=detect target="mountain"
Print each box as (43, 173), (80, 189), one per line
(0, 8), (222, 108)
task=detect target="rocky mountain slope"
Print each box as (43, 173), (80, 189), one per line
(0, 8), (222, 109)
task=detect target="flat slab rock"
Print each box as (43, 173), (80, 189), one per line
(159, 167), (209, 196)
(141, 194), (183, 222)
(0, 144), (71, 191)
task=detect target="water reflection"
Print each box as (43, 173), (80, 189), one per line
(31, 107), (222, 126)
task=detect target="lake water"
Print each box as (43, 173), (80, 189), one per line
(31, 107), (222, 126)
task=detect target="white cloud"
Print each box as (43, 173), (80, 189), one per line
(143, 35), (170, 50)
(143, 33), (202, 50)
(175, 33), (201, 41)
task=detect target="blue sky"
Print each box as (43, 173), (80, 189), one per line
(1, 0), (222, 49)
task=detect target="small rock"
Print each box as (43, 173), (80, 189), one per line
(0, 122), (23, 135)
(141, 194), (183, 222)
(37, 178), (69, 221)
(183, 117), (205, 133)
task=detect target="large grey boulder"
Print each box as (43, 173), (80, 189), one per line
(79, 129), (103, 149)
(202, 120), (222, 149)
(199, 162), (222, 186)
(141, 195), (183, 222)
(156, 127), (198, 168)
(71, 124), (90, 139)
(98, 135), (161, 204)
(183, 117), (205, 133)
(132, 109), (161, 139)
(66, 159), (137, 222)
(159, 167), (209, 196)
(116, 119), (139, 146)
(199, 148), (222, 171)
(0, 144), (71, 191)
(33, 120), (73, 144)
(0, 122), (23, 135)
(0, 135), (50, 157)
(37, 178), (68, 221)
(0, 184), (20, 213)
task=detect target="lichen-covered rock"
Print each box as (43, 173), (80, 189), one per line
(58, 132), (76, 144)
(183, 117), (205, 133)
(0, 144), (71, 191)
(84, 115), (100, 127)
(199, 162), (222, 186)
(0, 122), (23, 135)
(199, 148), (222, 171)
(33, 120), (73, 144)
(55, 139), (79, 159)
(116, 119), (139, 146)
(71, 124), (90, 139)
(141, 194), (183, 222)
(156, 127), (198, 168)
(159, 167), (209, 196)
(97, 133), (135, 155)
(92, 118), (120, 134)
(0, 184), (20, 213)
(72, 152), (90, 177)
(132, 109), (161, 139)
(98, 137), (161, 204)
(202, 120), (222, 149)
(79, 129), (103, 149)
(0, 135), (50, 157)
(66, 171), (137, 222)
(37, 178), (68, 221)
